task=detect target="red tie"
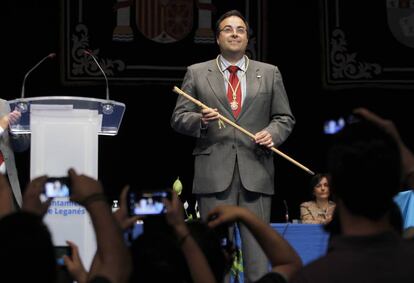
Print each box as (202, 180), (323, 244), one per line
(0, 151), (4, 165)
(227, 65), (242, 118)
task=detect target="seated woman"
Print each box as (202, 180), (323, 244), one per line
(300, 173), (336, 224)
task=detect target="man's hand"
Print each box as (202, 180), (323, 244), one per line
(207, 205), (244, 229)
(353, 108), (401, 144)
(164, 191), (186, 230)
(0, 115), (9, 130)
(201, 108), (220, 126)
(8, 110), (22, 125)
(255, 130), (274, 148)
(22, 175), (51, 216)
(0, 109), (22, 130)
(63, 240), (88, 283)
(68, 168), (103, 204)
(113, 186), (141, 230)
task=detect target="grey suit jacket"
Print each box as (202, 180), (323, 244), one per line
(171, 59), (295, 195)
(0, 99), (30, 207)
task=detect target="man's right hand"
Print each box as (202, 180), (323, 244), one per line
(201, 108), (220, 126)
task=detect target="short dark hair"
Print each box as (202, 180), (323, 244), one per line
(130, 219), (229, 283)
(327, 119), (401, 220)
(215, 9), (249, 38)
(0, 212), (56, 282)
(186, 220), (232, 281)
(309, 173), (331, 199)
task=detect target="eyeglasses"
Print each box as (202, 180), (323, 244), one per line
(219, 26), (247, 35)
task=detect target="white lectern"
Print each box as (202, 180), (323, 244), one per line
(8, 96), (125, 269)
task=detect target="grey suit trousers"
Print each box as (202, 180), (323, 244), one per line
(197, 160), (271, 283)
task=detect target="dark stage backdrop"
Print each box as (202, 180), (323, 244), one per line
(60, 0), (267, 85)
(321, 0), (414, 88)
(4, 0), (414, 222)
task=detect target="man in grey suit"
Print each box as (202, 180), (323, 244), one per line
(171, 10), (295, 282)
(0, 99), (30, 209)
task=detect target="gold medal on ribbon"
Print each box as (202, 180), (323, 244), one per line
(230, 100), (239, 110)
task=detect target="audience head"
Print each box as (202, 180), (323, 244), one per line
(327, 116), (401, 220)
(389, 201), (404, 235)
(0, 212), (56, 283)
(187, 220), (233, 281)
(129, 219), (229, 283)
(129, 228), (186, 283)
(309, 173), (331, 202)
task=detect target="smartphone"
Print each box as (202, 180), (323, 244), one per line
(208, 214), (232, 248)
(323, 114), (360, 135)
(44, 177), (71, 198)
(54, 246), (72, 266)
(323, 117), (346, 135)
(127, 190), (171, 216)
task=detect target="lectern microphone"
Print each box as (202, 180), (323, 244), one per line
(83, 50), (110, 101)
(20, 53), (56, 99)
(283, 200), (290, 223)
(83, 50), (114, 114)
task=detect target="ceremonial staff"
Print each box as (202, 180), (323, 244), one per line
(173, 86), (315, 175)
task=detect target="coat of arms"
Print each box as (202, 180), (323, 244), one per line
(387, 0), (414, 48)
(112, 0), (216, 44)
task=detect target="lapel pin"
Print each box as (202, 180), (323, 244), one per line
(257, 75), (262, 78)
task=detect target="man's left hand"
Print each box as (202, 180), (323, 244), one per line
(254, 130), (274, 148)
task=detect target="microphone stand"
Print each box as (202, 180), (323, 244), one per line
(283, 200), (290, 223)
(17, 53), (56, 112)
(83, 50), (114, 115)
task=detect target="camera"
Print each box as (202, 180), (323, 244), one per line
(54, 246), (72, 266)
(44, 177), (71, 198)
(127, 190), (172, 216)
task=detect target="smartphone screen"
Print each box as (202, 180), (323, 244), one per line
(323, 114), (361, 135)
(44, 177), (70, 198)
(127, 190), (171, 216)
(323, 117), (346, 135)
